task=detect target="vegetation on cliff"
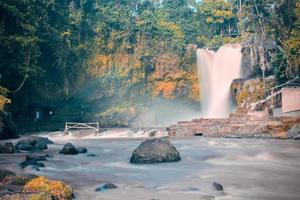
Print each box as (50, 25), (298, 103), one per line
(0, 0), (299, 130)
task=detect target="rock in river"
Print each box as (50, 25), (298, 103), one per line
(95, 183), (118, 192)
(15, 136), (53, 151)
(130, 138), (181, 164)
(19, 155), (47, 169)
(287, 124), (300, 139)
(59, 143), (78, 155)
(213, 182), (223, 191)
(76, 147), (88, 153)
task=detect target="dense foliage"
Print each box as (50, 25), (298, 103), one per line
(0, 0), (298, 130)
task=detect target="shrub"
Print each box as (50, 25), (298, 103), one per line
(23, 176), (73, 200)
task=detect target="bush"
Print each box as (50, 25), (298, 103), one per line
(23, 176), (73, 200)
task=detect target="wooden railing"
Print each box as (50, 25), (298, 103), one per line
(250, 76), (299, 111)
(64, 122), (99, 135)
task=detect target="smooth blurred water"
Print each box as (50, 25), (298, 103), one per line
(1, 135), (300, 200)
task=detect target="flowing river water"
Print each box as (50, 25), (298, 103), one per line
(1, 131), (300, 200)
(197, 44), (243, 118)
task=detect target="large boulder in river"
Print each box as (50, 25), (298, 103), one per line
(59, 143), (78, 155)
(130, 138), (181, 164)
(15, 136), (53, 151)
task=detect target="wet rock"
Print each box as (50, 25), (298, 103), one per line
(59, 143), (78, 155)
(26, 155), (47, 161)
(19, 160), (45, 169)
(15, 136), (53, 151)
(213, 182), (223, 191)
(15, 143), (34, 151)
(87, 153), (96, 157)
(16, 136), (53, 146)
(43, 154), (53, 158)
(0, 142), (15, 153)
(5, 176), (29, 185)
(0, 170), (15, 181)
(130, 138), (181, 164)
(76, 147), (87, 153)
(194, 133), (203, 136)
(19, 155), (47, 169)
(294, 134), (300, 140)
(287, 124), (300, 139)
(31, 166), (41, 171)
(36, 143), (48, 150)
(95, 183), (118, 192)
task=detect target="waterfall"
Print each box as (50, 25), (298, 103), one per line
(196, 43), (243, 118)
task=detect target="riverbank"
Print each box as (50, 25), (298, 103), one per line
(167, 115), (300, 139)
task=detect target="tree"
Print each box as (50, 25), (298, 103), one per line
(198, 0), (236, 36)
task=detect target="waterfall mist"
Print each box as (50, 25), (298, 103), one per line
(197, 43), (243, 118)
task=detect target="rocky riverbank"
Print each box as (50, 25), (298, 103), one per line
(167, 114), (300, 139)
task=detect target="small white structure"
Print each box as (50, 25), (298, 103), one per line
(250, 77), (300, 117)
(64, 122), (99, 135)
(281, 87), (300, 113)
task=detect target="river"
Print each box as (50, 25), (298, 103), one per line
(1, 131), (300, 200)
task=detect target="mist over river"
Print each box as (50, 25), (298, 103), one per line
(1, 132), (300, 200)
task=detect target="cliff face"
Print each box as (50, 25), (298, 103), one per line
(241, 37), (277, 78)
(230, 77), (276, 114)
(150, 51), (199, 101)
(81, 47), (200, 127)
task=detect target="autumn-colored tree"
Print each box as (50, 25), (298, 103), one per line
(198, 0), (236, 36)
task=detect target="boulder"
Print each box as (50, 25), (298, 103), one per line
(95, 183), (118, 192)
(213, 182), (223, 191)
(287, 124), (300, 139)
(76, 147), (87, 153)
(59, 143), (78, 155)
(0, 169), (15, 181)
(19, 155), (47, 169)
(294, 134), (300, 140)
(130, 138), (181, 164)
(15, 136), (53, 151)
(36, 143), (48, 150)
(16, 143), (34, 151)
(0, 142), (15, 153)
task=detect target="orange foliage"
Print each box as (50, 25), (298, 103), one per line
(89, 54), (112, 76)
(89, 52), (141, 78)
(23, 176), (73, 200)
(189, 71), (200, 101)
(152, 81), (177, 99)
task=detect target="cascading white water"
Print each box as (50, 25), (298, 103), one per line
(197, 43), (243, 118)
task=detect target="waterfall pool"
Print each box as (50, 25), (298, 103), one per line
(1, 134), (300, 200)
